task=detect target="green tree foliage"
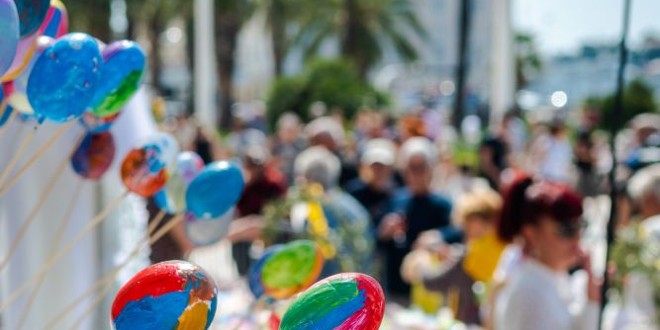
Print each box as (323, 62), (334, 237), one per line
(292, 0), (426, 78)
(585, 79), (657, 130)
(515, 32), (543, 90)
(266, 59), (389, 129)
(64, 0), (112, 41)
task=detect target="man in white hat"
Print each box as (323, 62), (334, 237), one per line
(346, 138), (399, 226)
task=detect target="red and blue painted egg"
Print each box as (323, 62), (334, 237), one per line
(111, 260), (218, 330)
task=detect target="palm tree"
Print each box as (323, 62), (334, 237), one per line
(257, 0), (307, 76)
(125, 0), (191, 94)
(292, 0), (426, 78)
(214, 0), (256, 130)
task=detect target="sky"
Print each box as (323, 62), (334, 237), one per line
(513, 0), (660, 55)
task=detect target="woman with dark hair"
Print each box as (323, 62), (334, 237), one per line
(492, 174), (600, 330)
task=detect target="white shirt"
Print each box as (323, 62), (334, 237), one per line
(494, 259), (599, 330)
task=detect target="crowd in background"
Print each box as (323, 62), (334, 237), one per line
(151, 101), (659, 330)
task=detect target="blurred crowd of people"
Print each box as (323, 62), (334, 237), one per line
(152, 101), (659, 330)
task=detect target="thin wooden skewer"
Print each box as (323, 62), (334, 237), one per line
(0, 150), (73, 272)
(0, 103), (17, 139)
(0, 125), (38, 187)
(0, 191), (129, 313)
(15, 181), (84, 330)
(0, 121), (76, 196)
(44, 212), (179, 330)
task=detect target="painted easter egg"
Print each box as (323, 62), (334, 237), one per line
(248, 244), (283, 299)
(7, 35), (53, 114)
(78, 111), (120, 133)
(27, 33), (101, 122)
(184, 209), (232, 246)
(185, 161), (244, 220)
(0, 0), (19, 77)
(15, 0), (50, 37)
(120, 133), (179, 197)
(70, 131), (115, 180)
(1, 31), (37, 83)
(41, 0), (67, 38)
(89, 40), (146, 117)
(154, 152), (205, 214)
(279, 273), (385, 330)
(261, 240), (324, 300)
(111, 260), (218, 330)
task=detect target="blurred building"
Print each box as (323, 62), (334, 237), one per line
(522, 37), (660, 110)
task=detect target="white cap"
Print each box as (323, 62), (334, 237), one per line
(304, 116), (345, 145)
(399, 136), (437, 168)
(361, 138), (396, 166)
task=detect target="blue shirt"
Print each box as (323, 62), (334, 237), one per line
(379, 188), (459, 296)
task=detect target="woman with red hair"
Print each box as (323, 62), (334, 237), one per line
(492, 174), (601, 330)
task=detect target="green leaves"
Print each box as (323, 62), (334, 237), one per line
(266, 59), (390, 129)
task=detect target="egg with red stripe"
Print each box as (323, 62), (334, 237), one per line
(279, 273), (385, 330)
(111, 261), (218, 330)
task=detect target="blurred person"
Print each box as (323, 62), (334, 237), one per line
(493, 176), (600, 330)
(478, 133), (509, 191)
(271, 113), (306, 185)
(574, 130), (605, 197)
(231, 145), (287, 275)
(401, 189), (504, 325)
(305, 116), (359, 188)
(147, 197), (195, 264)
(611, 164), (660, 329)
(225, 103), (268, 158)
(538, 119), (575, 184)
(623, 113), (660, 172)
(293, 146), (374, 275)
(431, 126), (490, 202)
(397, 114), (426, 142)
(346, 138), (399, 226)
(377, 137), (458, 302)
(192, 122), (221, 164)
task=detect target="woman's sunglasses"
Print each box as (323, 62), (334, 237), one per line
(556, 219), (588, 238)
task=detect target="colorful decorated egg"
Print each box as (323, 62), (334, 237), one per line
(41, 0), (67, 38)
(70, 131), (115, 180)
(248, 244), (283, 299)
(6, 35), (54, 114)
(261, 240), (324, 300)
(15, 0), (50, 37)
(279, 273), (385, 330)
(186, 161), (244, 220)
(184, 209), (233, 246)
(79, 111), (120, 133)
(111, 261), (218, 330)
(27, 33), (102, 122)
(154, 152), (205, 214)
(1, 31), (37, 82)
(89, 40), (146, 117)
(120, 133), (179, 197)
(0, 0), (19, 77)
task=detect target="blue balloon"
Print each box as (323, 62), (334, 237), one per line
(185, 161), (244, 219)
(248, 245), (282, 298)
(0, 0), (19, 76)
(27, 33), (101, 122)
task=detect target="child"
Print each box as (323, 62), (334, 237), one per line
(401, 189), (504, 325)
